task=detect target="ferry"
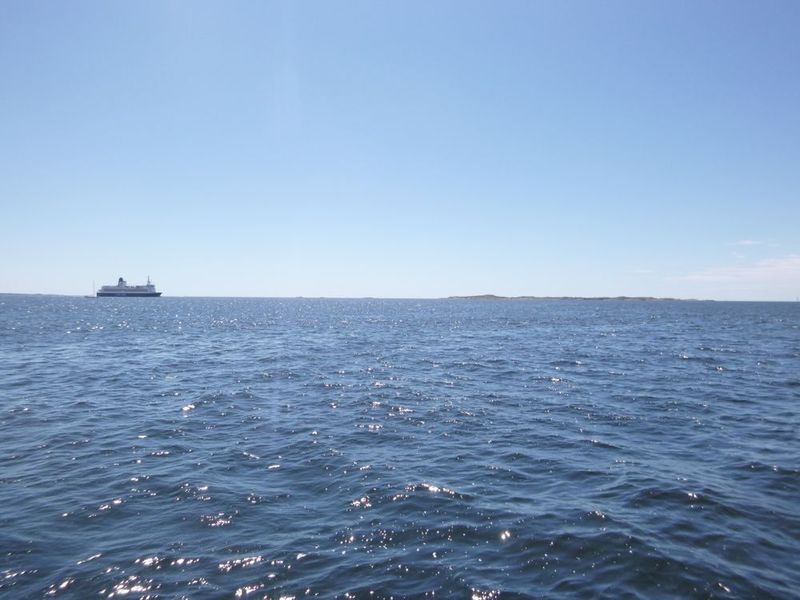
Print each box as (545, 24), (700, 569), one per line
(97, 276), (162, 297)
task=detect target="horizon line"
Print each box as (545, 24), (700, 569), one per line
(3, 292), (799, 303)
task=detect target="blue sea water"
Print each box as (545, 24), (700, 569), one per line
(0, 295), (798, 599)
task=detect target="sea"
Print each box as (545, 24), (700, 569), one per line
(1, 295), (798, 599)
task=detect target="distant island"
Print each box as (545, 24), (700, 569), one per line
(448, 294), (695, 301)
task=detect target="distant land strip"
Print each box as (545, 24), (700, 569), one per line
(448, 294), (696, 301)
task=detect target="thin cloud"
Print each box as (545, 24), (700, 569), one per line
(730, 239), (763, 246)
(678, 255), (800, 283)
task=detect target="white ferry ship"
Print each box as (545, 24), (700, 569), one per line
(97, 276), (162, 297)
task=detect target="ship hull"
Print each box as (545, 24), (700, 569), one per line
(97, 292), (162, 297)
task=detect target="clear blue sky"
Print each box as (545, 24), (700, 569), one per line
(1, 1), (798, 299)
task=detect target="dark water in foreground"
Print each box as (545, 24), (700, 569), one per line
(1, 296), (798, 599)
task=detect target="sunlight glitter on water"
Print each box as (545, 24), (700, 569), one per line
(1, 297), (798, 597)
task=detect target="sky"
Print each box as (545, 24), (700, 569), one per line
(1, 1), (799, 300)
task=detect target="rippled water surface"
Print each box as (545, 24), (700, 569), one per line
(1, 296), (798, 598)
